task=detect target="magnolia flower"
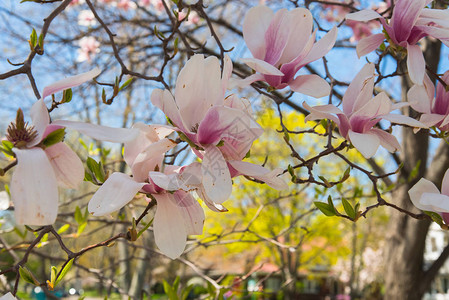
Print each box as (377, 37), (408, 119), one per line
(151, 54), (286, 204)
(408, 71), (449, 131)
(77, 36), (100, 62)
(7, 69), (138, 226)
(0, 293), (17, 300)
(409, 169), (449, 223)
(346, 0), (449, 85)
(88, 123), (205, 259)
(77, 10), (97, 27)
(238, 5), (337, 97)
(178, 10), (200, 25)
(117, 0), (137, 11)
(304, 63), (425, 158)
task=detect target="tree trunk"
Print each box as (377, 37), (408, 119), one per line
(383, 38), (445, 299)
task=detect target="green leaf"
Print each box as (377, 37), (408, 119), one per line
(75, 206), (83, 224)
(38, 33), (44, 49)
(314, 202), (336, 217)
(173, 276), (180, 291)
(119, 77), (133, 92)
(50, 266), (57, 285)
(424, 211), (444, 226)
(42, 128), (66, 148)
(55, 258), (74, 286)
(62, 88), (72, 103)
(30, 28), (37, 48)
(57, 224), (70, 235)
(84, 170), (93, 182)
(342, 198), (356, 220)
(287, 165), (294, 176)
(77, 222), (87, 236)
(408, 160), (422, 182)
(163, 280), (178, 300)
(19, 266), (40, 285)
(137, 220), (153, 239)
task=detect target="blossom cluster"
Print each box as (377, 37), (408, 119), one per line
(4, 0), (449, 262)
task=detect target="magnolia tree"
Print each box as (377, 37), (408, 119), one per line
(0, 0), (449, 299)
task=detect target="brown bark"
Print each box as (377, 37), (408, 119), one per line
(383, 38), (448, 299)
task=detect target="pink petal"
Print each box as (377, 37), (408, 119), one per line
(382, 113), (427, 128)
(303, 102), (341, 124)
(289, 74), (330, 98)
(391, 0), (425, 43)
(201, 146), (232, 204)
(11, 148), (58, 225)
(151, 89), (184, 131)
(441, 168), (449, 196)
(52, 120), (139, 143)
(353, 92), (391, 118)
(242, 5), (274, 59)
(221, 55), (233, 94)
(419, 113), (446, 128)
(407, 83), (433, 113)
(241, 58), (284, 76)
(229, 161), (288, 190)
(345, 10), (382, 22)
(88, 172), (145, 216)
(195, 187), (228, 212)
(407, 43), (425, 85)
(348, 130), (380, 158)
(263, 8), (290, 65)
(300, 26), (338, 66)
(278, 8), (313, 65)
(153, 193), (187, 259)
(131, 138), (177, 182)
(409, 178), (441, 211)
(356, 33), (385, 57)
(343, 63), (375, 115)
(418, 8), (449, 27)
(229, 74), (265, 89)
(369, 128), (401, 153)
(28, 99), (50, 147)
(45, 142), (84, 189)
(41, 68), (101, 100)
(172, 190), (205, 235)
(174, 55), (223, 131)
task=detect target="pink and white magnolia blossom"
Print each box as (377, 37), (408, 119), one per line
(408, 71), (449, 131)
(77, 36), (100, 62)
(178, 9), (200, 25)
(117, 0), (137, 11)
(304, 63), (425, 158)
(238, 5), (337, 98)
(409, 168), (449, 224)
(151, 54), (287, 205)
(88, 123), (205, 259)
(77, 10), (97, 27)
(7, 69), (139, 226)
(346, 0), (449, 85)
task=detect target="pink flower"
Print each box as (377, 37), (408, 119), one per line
(304, 63), (425, 158)
(346, 0), (449, 85)
(77, 36), (100, 62)
(238, 6), (337, 98)
(77, 10), (97, 27)
(409, 168), (449, 223)
(88, 124), (205, 259)
(408, 71), (449, 131)
(151, 54), (286, 204)
(117, 0), (137, 11)
(7, 70), (99, 225)
(178, 9), (200, 25)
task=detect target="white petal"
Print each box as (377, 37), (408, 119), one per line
(441, 168), (449, 196)
(41, 68), (101, 100)
(229, 74), (265, 89)
(289, 75), (330, 98)
(369, 128), (401, 153)
(0, 293), (18, 300)
(407, 44), (425, 85)
(408, 177), (441, 211)
(300, 26), (338, 66)
(201, 146), (232, 204)
(53, 120), (139, 143)
(343, 63), (375, 115)
(45, 142), (84, 189)
(153, 193), (187, 259)
(0, 191), (10, 211)
(229, 161), (288, 191)
(88, 172), (145, 216)
(242, 5), (274, 59)
(11, 148), (58, 225)
(348, 130), (380, 158)
(28, 99), (50, 146)
(421, 193), (449, 213)
(241, 58), (284, 75)
(407, 84), (432, 113)
(345, 10), (382, 22)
